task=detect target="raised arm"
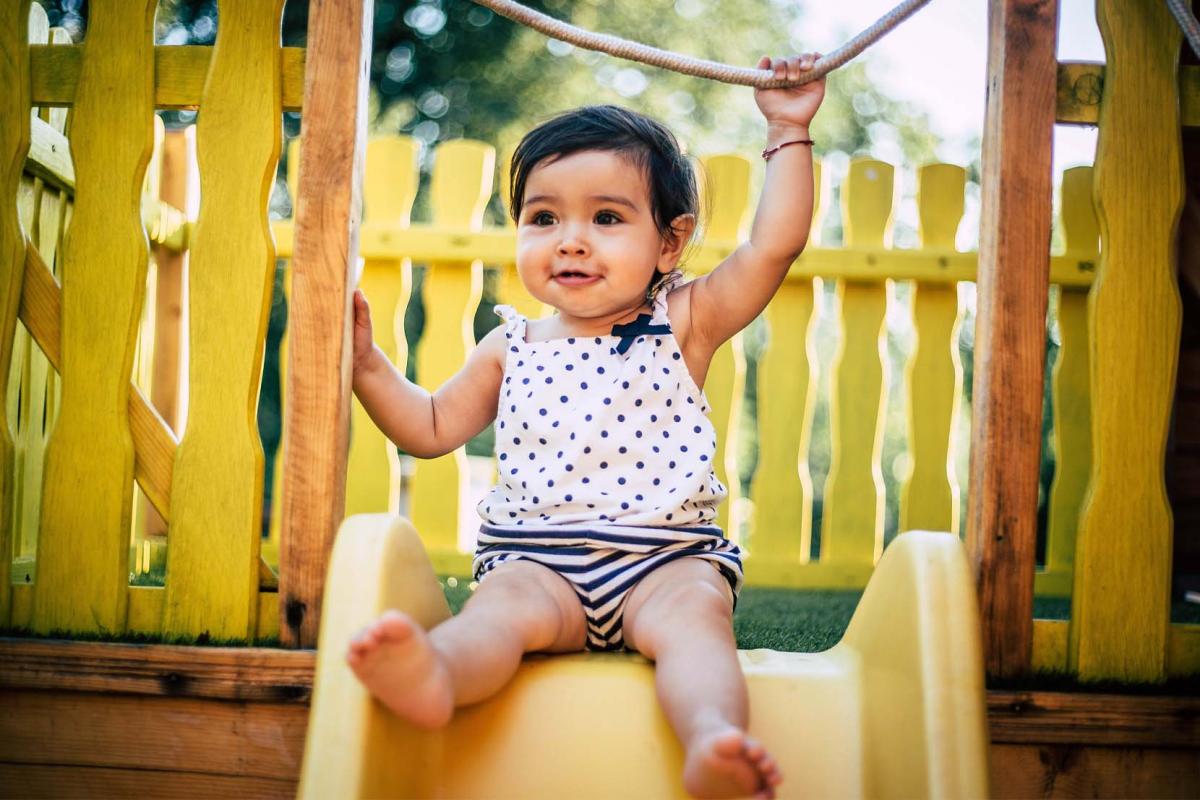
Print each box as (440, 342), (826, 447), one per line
(351, 290), (504, 458)
(687, 54), (826, 350)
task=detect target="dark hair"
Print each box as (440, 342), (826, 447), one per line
(509, 105), (699, 270)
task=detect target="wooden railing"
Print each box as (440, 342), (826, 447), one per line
(270, 139), (1097, 603)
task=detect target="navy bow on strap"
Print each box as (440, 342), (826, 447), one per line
(611, 314), (671, 355)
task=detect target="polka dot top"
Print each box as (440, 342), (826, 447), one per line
(478, 277), (728, 532)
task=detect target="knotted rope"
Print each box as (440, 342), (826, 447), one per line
(470, 0), (933, 88)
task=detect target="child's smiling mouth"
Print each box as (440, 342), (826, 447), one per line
(553, 271), (601, 286)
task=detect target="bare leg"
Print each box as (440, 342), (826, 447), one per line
(347, 560), (586, 728)
(624, 559), (783, 799)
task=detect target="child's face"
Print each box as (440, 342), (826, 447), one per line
(515, 150), (677, 323)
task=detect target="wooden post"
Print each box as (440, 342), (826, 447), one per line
(967, 0), (1058, 679)
(0, 2), (32, 627)
(279, 0), (373, 648)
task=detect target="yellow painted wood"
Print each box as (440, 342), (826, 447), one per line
(410, 140), (493, 557)
(29, 44), (307, 112)
(1031, 620), (1069, 673)
(900, 164), (965, 534)
(346, 137), (419, 517)
(0, 0), (34, 627)
(822, 159), (893, 566)
(15, 93), (69, 576)
(747, 160), (821, 569)
(19, 245), (178, 523)
(1167, 625), (1200, 678)
(1045, 167), (1097, 594)
(1037, 620), (1199, 679)
(1070, 0), (1181, 682)
(164, 0), (285, 640)
(33, 0), (156, 635)
(700, 155), (753, 536)
(273, 223), (1098, 289)
(1058, 62), (1200, 128)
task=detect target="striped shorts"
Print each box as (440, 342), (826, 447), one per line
(472, 524), (744, 651)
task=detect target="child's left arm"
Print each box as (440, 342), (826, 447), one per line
(687, 53), (825, 350)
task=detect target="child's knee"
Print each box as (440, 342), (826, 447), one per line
(469, 562), (583, 649)
(626, 567), (733, 655)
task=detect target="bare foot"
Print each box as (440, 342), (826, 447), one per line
(345, 610), (454, 729)
(682, 727), (783, 799)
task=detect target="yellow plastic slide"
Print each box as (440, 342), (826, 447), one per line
(300, 516), (988, 799)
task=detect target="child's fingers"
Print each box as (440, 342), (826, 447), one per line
(757, 54), (771, 70)
(785, 56), (802, 83)
(771, 57), (787, 80)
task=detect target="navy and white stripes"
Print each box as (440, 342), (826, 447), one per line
(473, 524), (744, 651)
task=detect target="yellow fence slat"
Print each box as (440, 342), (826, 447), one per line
(15, 23), (70, 583)
(497, 145), (545, 320)
(412, 140), (493, 571)
(0, 3), (34, 626)
(746, 161), (821, 575)
(700, 155), (752, 536)
(164, 0), (285, 640)
(346, 137), (419, 517)
(900, 163), (964, 534)
(822, 159), (892, 565)
(1043, 166), (1096, 598)
(32, 0), (155, 635)
(1070, 0), (1181, 682)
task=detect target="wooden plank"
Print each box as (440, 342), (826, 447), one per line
(410, 140), (493, 556)
(32, 0), (156, 635)
(967, 0), (1058, 679)
(1, 2), (33, 626)
(988, 691), (1200, 747)
(1070, 0), (1182, 683)
(279, 0), (373, 648)
(345, 137), (419, 517)
(0, 764), (295, 799)
(276, 223), (1099, 288)
(1058, 62), (1200, 128)
(0, 689), (307, 779)
(0, 638), (313, 701)
(29, 44), (307, 112)
(748, 158), (819, 562)
(990, 743), (1200, 799)
(700, 154), (754, 536)
(900, 163), (965, 533)
(1044, 167), (1097, 592)
(164, 0), (284, 640)
(822, 159), (892, 565)
(20, 245), (177, 523)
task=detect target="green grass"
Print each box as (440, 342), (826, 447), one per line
(439, 576), (859, 653)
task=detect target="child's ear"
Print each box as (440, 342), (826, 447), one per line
(660, 213), (697, 269)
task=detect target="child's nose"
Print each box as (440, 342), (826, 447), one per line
(556, 235), (589, 257)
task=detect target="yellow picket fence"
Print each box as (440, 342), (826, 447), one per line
(270, 136), (1098, 599)
(3, 2), (291, 642)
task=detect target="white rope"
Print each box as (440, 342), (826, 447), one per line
(1164, 0), (1200, 61)
(470, 0), (933, 88)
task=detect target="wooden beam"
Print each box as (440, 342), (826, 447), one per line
(29, 44), (306, 112)
(967, 0), (1059, 679)
(278, 0), (374, 648)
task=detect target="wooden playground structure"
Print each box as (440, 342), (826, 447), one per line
(1, 0), (1198, 796)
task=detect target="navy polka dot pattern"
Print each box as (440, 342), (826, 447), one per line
(480, 280), (728, 532)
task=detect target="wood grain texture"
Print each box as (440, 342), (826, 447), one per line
(410, 140), (492, 555)
(279, 0), (373, 648)
(990, 743), (1200, 799)
(967, 0), (1058, 679)
(345, 137), (418, 518)
(33, 0), (156, 635)
(1044, 167), (1097, 593)
(0, 2), (33, 627)
(29, 44), (306, 112)
(988, 691), (1200, 747)
(1070, 0), (1182, 683)
(901, 163), (965, 534)
(164, 0), (284, 641)
(822, 159), (892, 565)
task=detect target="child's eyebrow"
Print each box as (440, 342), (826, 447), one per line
(589, 195), (639, 211)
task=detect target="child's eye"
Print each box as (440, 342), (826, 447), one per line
(595, 211), (621, 225)
(530, 211), (555, 226)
